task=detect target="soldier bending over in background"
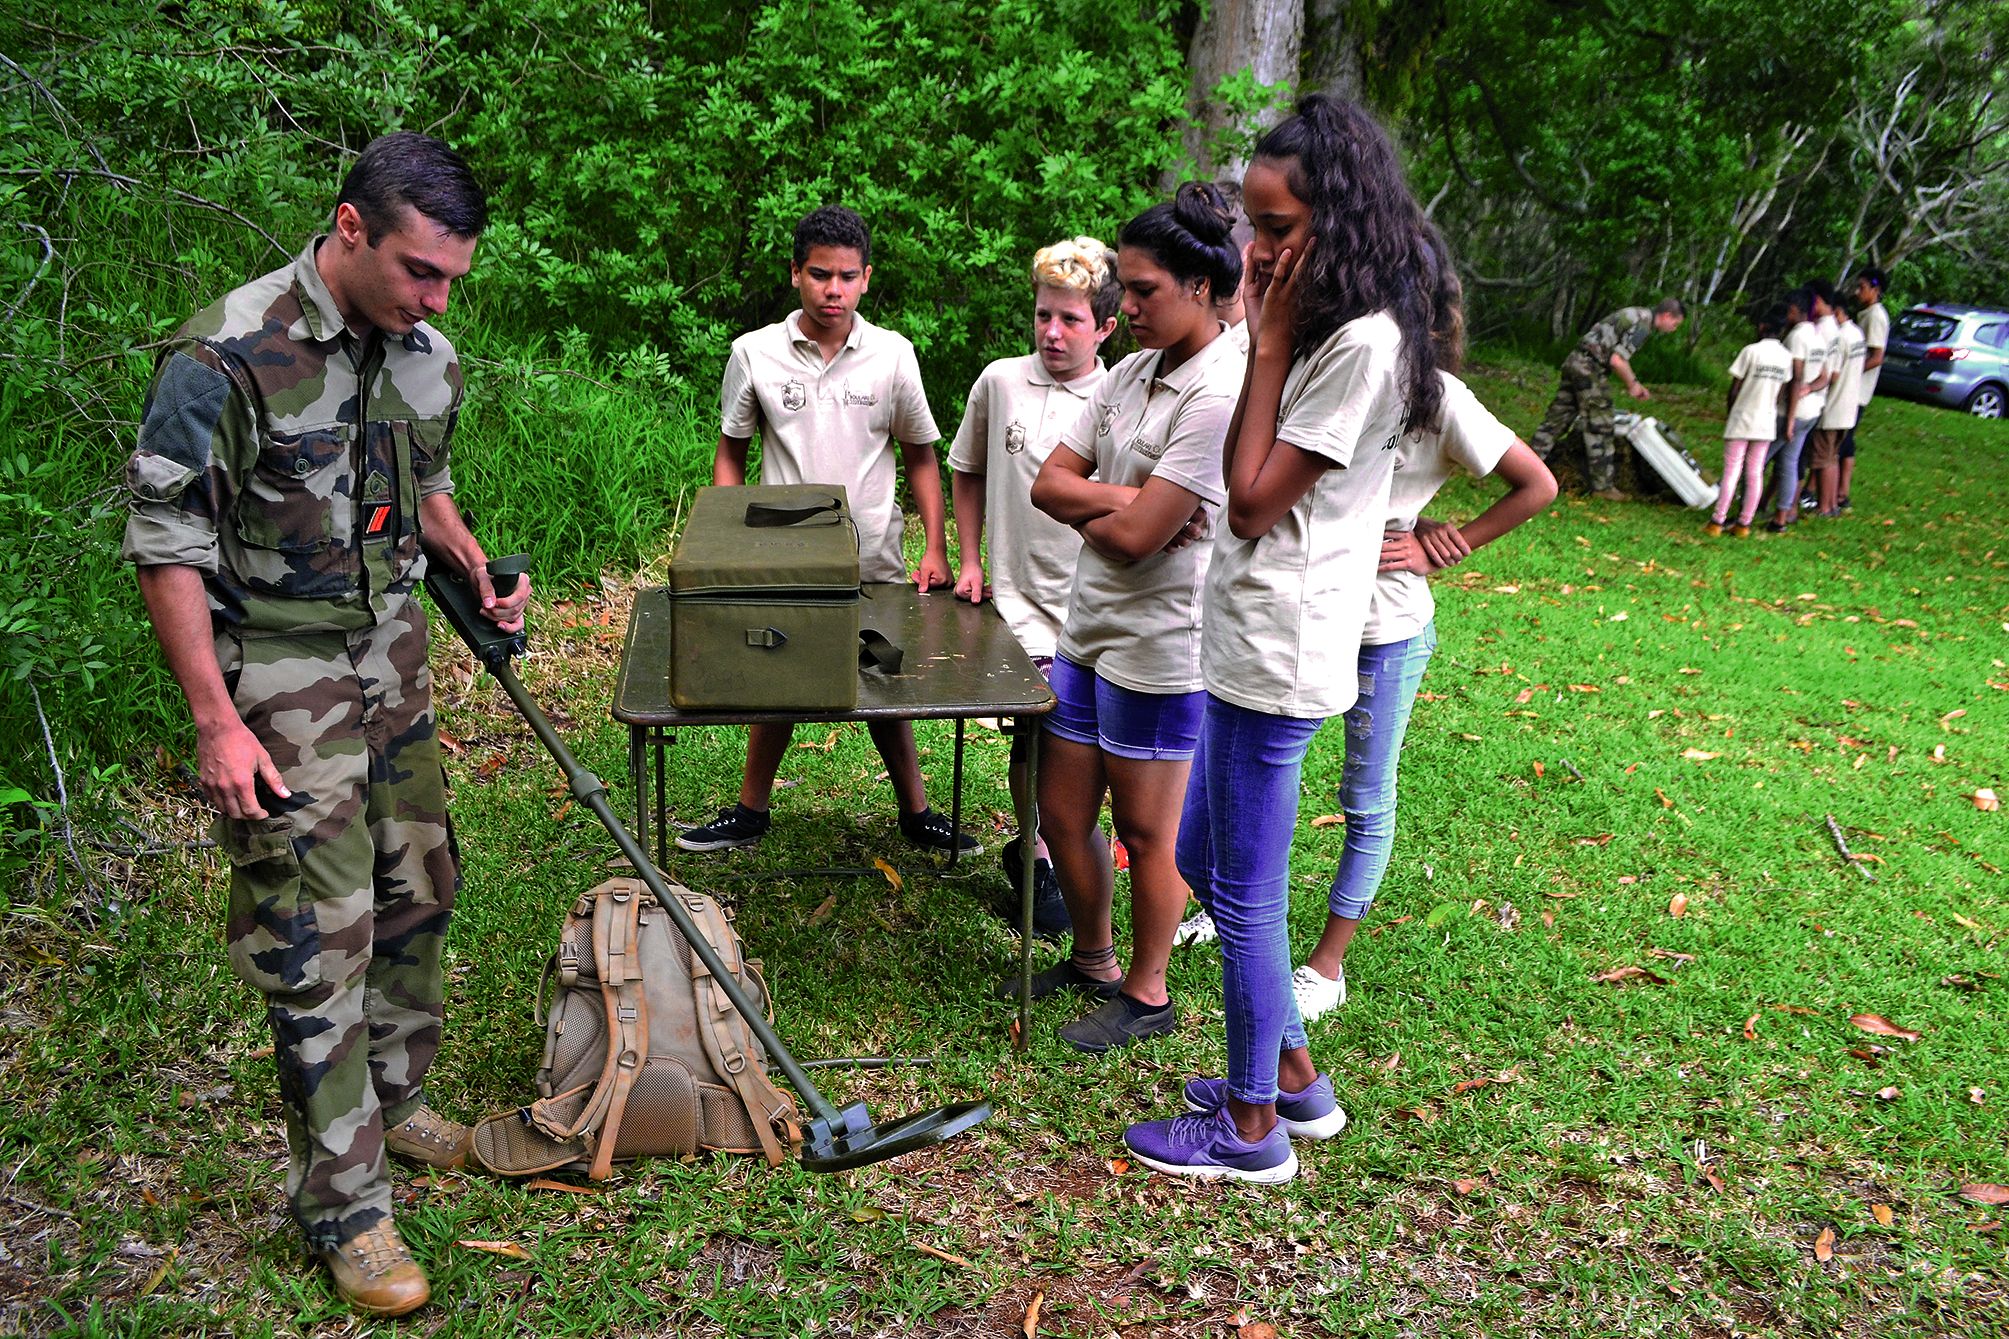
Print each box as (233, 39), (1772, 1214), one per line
(1528, 297), (1684, 500)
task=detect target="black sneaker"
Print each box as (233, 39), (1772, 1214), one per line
(998, 838), (1071, 940)
(675, 803), (771, 852)
(992, 958), (1123, 1002)
(1838, 495), (1852, 511)
(899, 807), (982, 856)
(1058, 993), (1177, 1054)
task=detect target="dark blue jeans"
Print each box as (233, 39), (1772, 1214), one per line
(1176, 694), (1321, 1104)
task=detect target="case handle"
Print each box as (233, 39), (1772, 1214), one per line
(858, 629), (903, 675)
(744, 495), (844, 528)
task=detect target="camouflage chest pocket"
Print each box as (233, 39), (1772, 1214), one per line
(232, 424), (360, 599)
(217, 815), (323, 996)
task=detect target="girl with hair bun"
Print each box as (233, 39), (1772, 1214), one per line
(1123, 95), (1452, 1183)
(949, 236), (1121, 938)
(1013, 182), (1246, 1055)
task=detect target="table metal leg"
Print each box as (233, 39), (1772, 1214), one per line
(630, 726), (648, 859)
(1015, 717), (1039, 1051)
(948, 718), (966, 869)
(654, 730), (669, 871)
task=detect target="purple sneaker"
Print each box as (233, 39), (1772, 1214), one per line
(1122, 1107), (1298, 1184)
(1181, 1073), (1347, 1140)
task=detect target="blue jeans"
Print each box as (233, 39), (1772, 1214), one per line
(1176, 694), (1321, 1105)
(1328, 625), (1437, 919)
(1770, 415), (1818, 512)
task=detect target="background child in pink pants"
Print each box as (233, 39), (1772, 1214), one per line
(1709, 303), (1793, 537)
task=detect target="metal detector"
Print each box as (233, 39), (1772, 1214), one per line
(425, 557), (993, 1172)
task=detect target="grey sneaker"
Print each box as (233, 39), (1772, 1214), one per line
(1058, 994), (1177, 1054)
(676, 804), (771, 852)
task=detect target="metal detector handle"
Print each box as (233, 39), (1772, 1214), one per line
(425, 555), (531, 668)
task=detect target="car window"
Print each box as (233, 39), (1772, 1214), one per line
(1895, 311), (1956, 344)
(1975, 323), (2007, 349)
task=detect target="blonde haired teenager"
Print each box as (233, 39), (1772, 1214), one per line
(951, 236), (1121, 934)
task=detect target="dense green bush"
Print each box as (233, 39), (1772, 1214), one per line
(0, 0), (1198, 832)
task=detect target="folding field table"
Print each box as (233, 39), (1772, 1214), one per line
(612, 582), (1056, 1042)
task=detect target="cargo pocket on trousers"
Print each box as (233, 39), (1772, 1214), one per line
(218, 815), (323, 996)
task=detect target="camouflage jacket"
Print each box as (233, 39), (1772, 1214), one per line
(1565, 306), (1656, 378)
(122, 236), (461, 634)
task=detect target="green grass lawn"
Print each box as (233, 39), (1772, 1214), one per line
(3, 351), (2006, 1337)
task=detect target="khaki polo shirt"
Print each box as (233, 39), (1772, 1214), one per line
(1055, 332), (1241, 693)
(1362, 371), (1516, 648)
(1820, 320), (1866, 430)
(1858, 301), (1890, 404)
(721, 310), (940, 582)
(1786, 320), (1828, 423)
(947, 353), (1102, 658)
(1202, 312), (1406, 717)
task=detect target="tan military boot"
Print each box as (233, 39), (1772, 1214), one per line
(319, 1220), (430, 1317)
(385, 1105), (472, 1170)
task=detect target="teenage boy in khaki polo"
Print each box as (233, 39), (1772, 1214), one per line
(1843, 268), (1889, 510)
(679, 206), (977, 855)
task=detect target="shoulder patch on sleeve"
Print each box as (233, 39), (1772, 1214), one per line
(137, 350), (234, 473)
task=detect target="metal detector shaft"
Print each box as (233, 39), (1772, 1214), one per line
(485, 654), (844, 1127)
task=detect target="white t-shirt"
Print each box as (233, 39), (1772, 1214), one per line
(1362, 372), (1516, 648)
(1785, 320), (1828, 424)
(720, 311), (941, 582)
(946, 353), (1102, 657)
(1820, 321), (1866, 429)
(1055, 333), (1241, 693)
(1725, 338), (1794, 441)
(1858, 300), (1890, 404)
(1202, 312), (1408, 718)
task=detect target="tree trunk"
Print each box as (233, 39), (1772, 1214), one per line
(1184, 0), (1304, 182)
(1301, 0), (1363, 105)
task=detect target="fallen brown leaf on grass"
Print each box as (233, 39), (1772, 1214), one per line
(1594, 965), (1670, 985)
(1451, 1175), (1490, 1196)
(1022, 1289), (1043, 1338)
(1870, 1203), (1894, 1227)
(1874, 1086), (1901, 1101)
(474, 752), (508, 781)
(1975, 788), (2001, 812)
(1238, 1322), (1279, 1339)
(1971, 1087), (1986, 1105)
(1309, 813), (1345, 828)
(1958, 1184), (2009, 1205)
(1531, 760), (1546, 778)
(1107, 1157), (1130, 1176)
(1851, 1013), (1923, 1042)
(1813, 1226), (1835, 1263)
(808, 893), (837, 925)
(1377, 1051), (1401, 1071)
(873, 857), (903, 892)
(1575, 833), (1614, 846)
(436, 727), (464, 754)
(1655, 787), (1674, 809)
(913, 1242), (976, 1269)
(1645, 947), (1696, 966)
(1668, 892), (1689, 918)
(1515, 688), (1535, 705)
(1744, 1012), (1761, 1041)
(458, 1239), (531, 1259)
(1681, 749), (1719, 761)
(524, 1178), (600, 1196)
(1700, 1169), (1726, 1193)
(1939, 709), (1966, 730)
(1772, 1004), (1818, 1016)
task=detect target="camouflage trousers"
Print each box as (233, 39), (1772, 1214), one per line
(213, 593), (457, 1249)
(1529, 363), (1618, 491)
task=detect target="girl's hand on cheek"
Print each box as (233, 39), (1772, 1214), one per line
(1258, 236), (1314, 353)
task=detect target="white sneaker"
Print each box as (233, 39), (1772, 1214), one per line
(1291, 964), (1346, 1022)
(1173, 908), (1217, 947)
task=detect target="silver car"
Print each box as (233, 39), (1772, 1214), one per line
(1878, 304), (2009, 418)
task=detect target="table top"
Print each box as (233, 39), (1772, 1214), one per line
(613, 583), (1056, 726)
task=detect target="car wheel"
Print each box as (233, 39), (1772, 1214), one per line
(1966, 383), (2006, 418)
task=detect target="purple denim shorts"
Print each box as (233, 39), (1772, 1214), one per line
(1044, 654), (1205, 761)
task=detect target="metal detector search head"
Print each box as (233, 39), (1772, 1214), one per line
(424, 559), (995, 1173)
(799, 1098), (993, 1173)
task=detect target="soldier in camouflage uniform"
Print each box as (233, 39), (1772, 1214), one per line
(123, 133), (526, 1318)
(1529, 298), (1685, 500)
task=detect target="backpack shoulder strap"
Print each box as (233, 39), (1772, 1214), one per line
(586, 883), (650, 1180)
(680, 891), (798, 1165)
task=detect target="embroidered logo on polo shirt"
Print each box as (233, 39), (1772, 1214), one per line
(1128, 432), (1164, 461)
(1005, 420), (1027, 454)
(781, 379), (806, 412)
(842, 385), (877, 407)
(1096, 403), (1120, 437)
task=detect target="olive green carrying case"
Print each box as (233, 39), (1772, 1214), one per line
(668, 484), (863, 710)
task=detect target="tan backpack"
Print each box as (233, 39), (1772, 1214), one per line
(470, 876), (801, 1178)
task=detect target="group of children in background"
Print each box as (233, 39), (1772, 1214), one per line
(1712, 273), (1889, 535)
(679, 94), (1557, 1184)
